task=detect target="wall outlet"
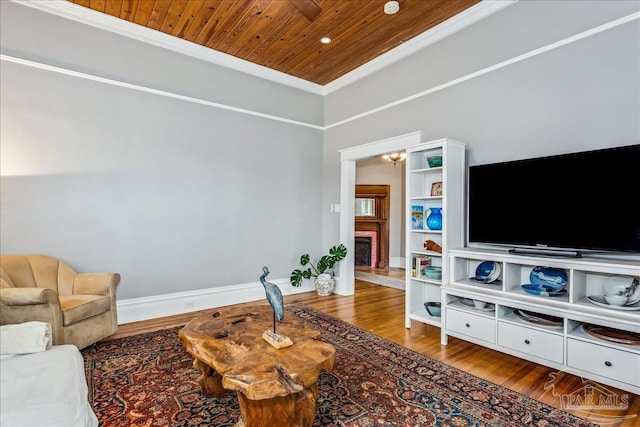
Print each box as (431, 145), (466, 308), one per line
(183, 300), (195, 309)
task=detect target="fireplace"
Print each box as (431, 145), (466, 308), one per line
(354, 231), (377, 269)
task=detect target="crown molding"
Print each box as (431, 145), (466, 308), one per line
(12, 0), (515, 95)
(12, 0), (325, 94)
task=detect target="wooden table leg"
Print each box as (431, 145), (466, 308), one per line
(193, 359), (228, 396)
(235, 383), (318, 427)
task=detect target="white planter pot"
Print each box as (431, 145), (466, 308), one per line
(315, 274), (335, 296)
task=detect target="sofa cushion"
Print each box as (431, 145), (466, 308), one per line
(0, 345), (98, 427)
(59, 295), (111, 326)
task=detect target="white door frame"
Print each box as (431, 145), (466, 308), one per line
(337, 131), (422, 295)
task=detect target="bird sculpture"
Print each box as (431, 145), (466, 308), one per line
(260, 266), (284, 334)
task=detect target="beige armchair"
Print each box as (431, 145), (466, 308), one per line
(0, 255), (120, 349)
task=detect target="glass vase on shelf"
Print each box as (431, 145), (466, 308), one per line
(425, 208), (442, 230)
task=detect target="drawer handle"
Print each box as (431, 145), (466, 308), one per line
(605, 361), (612, 367)
(524, 339), (530, 345)
(465, 323), (470, 328)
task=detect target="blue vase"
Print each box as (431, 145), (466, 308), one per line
(426, 208), (442, 230)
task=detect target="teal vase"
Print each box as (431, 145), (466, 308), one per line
(426, 208), (442, 230)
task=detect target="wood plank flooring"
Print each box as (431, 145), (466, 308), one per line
(109, 274), (639, 426)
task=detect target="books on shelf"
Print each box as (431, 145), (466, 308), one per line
(411, 205), (424, 230)
(412, 255), (431, 277)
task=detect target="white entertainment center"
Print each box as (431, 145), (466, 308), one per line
(441, 248), (640, 394)
(403, 142), (640, 394)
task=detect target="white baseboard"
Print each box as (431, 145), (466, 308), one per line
(116, 278), (315, 324)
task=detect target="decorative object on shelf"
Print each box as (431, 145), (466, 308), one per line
(423, 240), (442, 253)
(457, 298), (495, 311)
(412, 256), (431, 277)
(425, 207), (442, 230)
(470, 260), (501, 283)
(430, 181), (443, 196)
(424, 302), (441, 317)
(603, 276), (640, 304)
(583, 324), (640, 345)
(382, 152), (406, 165)
(290, 244), (347, 295)
(529, 266), (568, 291)
(422, 266), (442, 280)
(473, 300), (488, 309)
(603, 294), (629, 306)
(425, 155), (442, 168)
(514, 309), (563, 327)
(586, 295), (640, 310)
(411, 205), (424, 230)
(521, 284), (567, 297)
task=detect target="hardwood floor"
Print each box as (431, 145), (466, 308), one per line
(109, 278), (639, 426)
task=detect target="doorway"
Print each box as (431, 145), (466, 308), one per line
(337, 131), (422, 296)
(355, 184), (390, 269)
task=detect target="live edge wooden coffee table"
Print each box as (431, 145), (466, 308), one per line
(178, 305), (336, 427)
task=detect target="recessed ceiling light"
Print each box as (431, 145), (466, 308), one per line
(384, 1), (399, 15)
(320, 36), (331, 44)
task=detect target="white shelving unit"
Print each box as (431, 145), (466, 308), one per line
(405, 139), (465, 328)
(442, 247), (640, 394)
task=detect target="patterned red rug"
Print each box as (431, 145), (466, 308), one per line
(82, 304), (597, 427)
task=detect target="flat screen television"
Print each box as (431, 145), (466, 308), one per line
(467, 144), (640, 256)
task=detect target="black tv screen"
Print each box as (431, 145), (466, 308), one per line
(468, 144), (640, 255)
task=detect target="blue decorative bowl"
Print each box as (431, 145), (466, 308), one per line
(426, 156), (442, 168)
(529, 266), (567, 291)
(424, 302), (441, 317)
(423, 266), (442, 280)
(472, 261), (501, 283)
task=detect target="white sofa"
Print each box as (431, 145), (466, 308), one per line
(0, 323), (98, 427)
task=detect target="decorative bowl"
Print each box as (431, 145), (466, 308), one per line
(473, 261), (501, 283)
(426, 156), (443, 168)
(423, 266), (442, 280)
(604, 294), (629, 306)
(602, 275), (634, 298)
(529, 266), (567, 291)
(473, 300), (488, 309)
(424, 302), (441, 317)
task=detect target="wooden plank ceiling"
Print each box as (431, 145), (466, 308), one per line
(68, 0), (481, 86)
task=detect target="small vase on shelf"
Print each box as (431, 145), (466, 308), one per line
(425, 208), (442, 230)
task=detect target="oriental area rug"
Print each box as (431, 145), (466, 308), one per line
(82, 304), (596, 427)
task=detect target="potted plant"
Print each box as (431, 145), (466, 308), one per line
(290, 244), (347, 295)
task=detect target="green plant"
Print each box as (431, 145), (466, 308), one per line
(290, 244), (347, 287)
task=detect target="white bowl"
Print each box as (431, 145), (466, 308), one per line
(604, 294), (629, 306)
(473, 300), (488, 309)
(602, 276), (634, 298)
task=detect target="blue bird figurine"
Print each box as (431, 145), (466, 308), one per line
(260, 266), (284, 334)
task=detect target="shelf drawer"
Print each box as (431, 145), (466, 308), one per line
(445, 309), (495, 343)
(567, 339), (640, 387)
(498, 322), (563, 364)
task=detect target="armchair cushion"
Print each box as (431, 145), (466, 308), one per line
(59, 295), (111, 326)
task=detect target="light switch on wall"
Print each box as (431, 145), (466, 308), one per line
(330, 203), (341, 213)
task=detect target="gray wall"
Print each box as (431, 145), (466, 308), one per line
(323, 0), (640, 250)
(2, 0), (639, 301)
(0, 1), (324, 299)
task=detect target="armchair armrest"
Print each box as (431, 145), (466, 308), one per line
(0, 288), (64, 344)
(73, 273), (121, 296)
(0, 288), (59, 305)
